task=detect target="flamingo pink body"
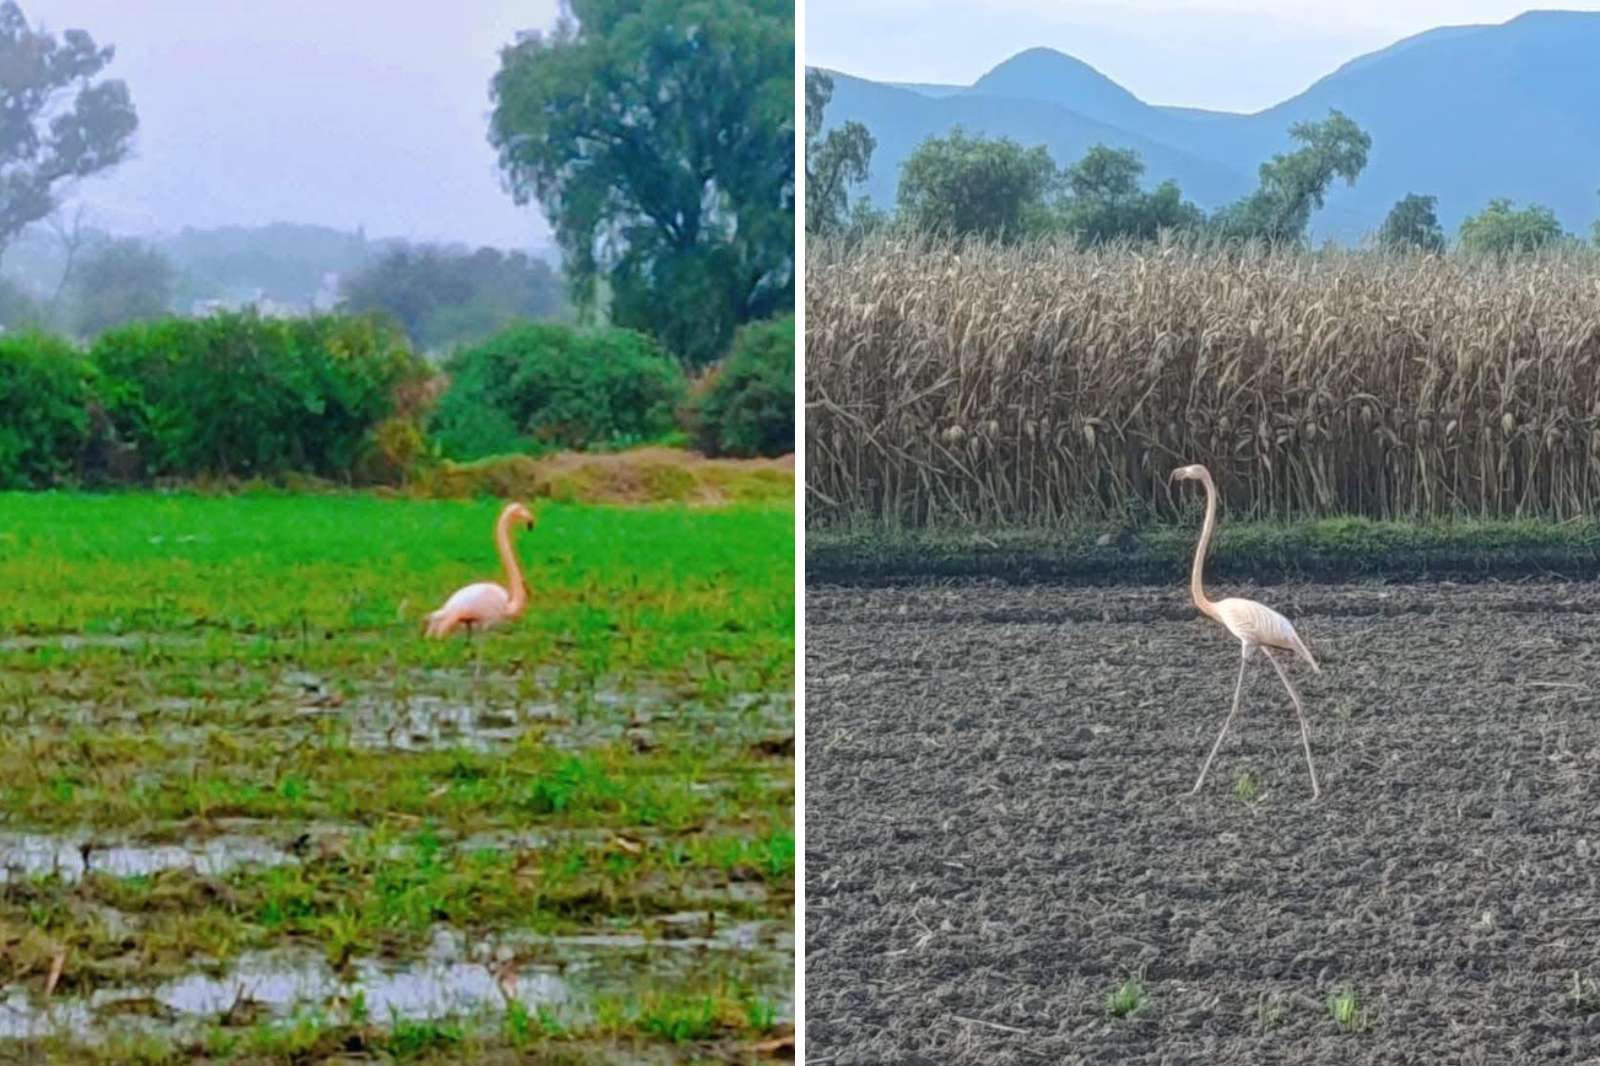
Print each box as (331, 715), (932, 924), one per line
(1171, 464), (1323, 798)
(425, 502), (534, 638)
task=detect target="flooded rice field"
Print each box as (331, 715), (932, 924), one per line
(0, 493), (795, 1061)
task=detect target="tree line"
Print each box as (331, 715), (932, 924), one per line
(1, 1), (794, 369)
(806, 69), (1599, 255)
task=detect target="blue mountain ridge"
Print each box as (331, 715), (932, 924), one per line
(815, 10), (1600, 241)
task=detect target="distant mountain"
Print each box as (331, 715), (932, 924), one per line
(823, 71), (1251, 215)
(815, 10), (1600, 241)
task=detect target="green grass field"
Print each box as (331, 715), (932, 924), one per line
(0, 493), (795, 1062)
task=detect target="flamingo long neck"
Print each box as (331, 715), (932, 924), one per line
(495, 509), (528, 617)
(1190, 472), (1220, 620)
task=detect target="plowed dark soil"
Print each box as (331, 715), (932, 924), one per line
(805, 579), (1600, 1064)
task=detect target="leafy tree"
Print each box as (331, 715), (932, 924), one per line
(897, 128), (1055, 240)
(340, 244), (565, 352)
(1211, 111), (1370, 244)
(694, 315), (792, 458)
(71, 238), (174, 336)
(0, 3), (137, 257)
(844, 197), (892, 241)
(1458, 198), (1565, 255)
(489, 0), (793, 367)
(1377, 193), (1445, 253)
(1056, 144), (1203, 244)
(164, 222), (379, 308)
(805, 69), (875, 237)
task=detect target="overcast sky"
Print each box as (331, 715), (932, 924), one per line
(806, 1), (1600, 112)
(21, 0), (561, 246)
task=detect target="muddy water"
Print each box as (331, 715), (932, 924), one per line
(0, 821), (786, 887)
(0, 918), (793, 1042)
(3, 660), (792, 755)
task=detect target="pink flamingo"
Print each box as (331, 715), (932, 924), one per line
(424, 501), (535, 639)
(1170, 464), (1322, 799)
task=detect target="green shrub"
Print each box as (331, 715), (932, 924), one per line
(91, 312), (422, 479)
(429, 323), (684, 460)
(694, 316), (794, 458)
(0, 332), (94, 488)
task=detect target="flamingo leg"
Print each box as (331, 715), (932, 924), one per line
(1262, 647), (1320, 800)
(466, 622), (482, 684)
(1193, 647), (1251, 795)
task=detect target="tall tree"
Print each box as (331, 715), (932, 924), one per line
(0, 2), (137, 258)
(489, 0), (793, 367)
(1458, 198), (1565, 255)
(897, 128), (1055, 241)
(70, 238), (173, 336)
(805, 69), (874, 237)
(1056, 144), (1203, 245)
(1377, 193), (1445, 253)
(340, 244), (566, 352)
(1211, 111), (1370, 244)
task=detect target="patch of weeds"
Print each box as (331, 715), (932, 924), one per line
(1329, 986), (1365, 1031)
(1234, 771), (1258, 802)
(383, 1016), (467, 1059)
(85, 1031), (180, 1065)
(640, 994), (720, 1042)
(743, 994), (779, 1031)
(1107, 976), (1145, 1019)
(236, 1010), (336, 1058)
(505, 1000), (567, 1048)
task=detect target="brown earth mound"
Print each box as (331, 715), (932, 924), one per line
(409, 446), (794, 506)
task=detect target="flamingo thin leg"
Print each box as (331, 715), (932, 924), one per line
(1193, 650), (1250, 795)
(1263, 648), (1320, 800)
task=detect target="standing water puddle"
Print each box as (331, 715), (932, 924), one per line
(0, 920), (793, 1042)
(0, 832), (296, 884)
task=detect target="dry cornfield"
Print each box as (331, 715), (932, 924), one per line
(806, 234), (1600, 527)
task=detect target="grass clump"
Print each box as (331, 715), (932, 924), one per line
(1329, 987), (1365, 1031)
(1107, 976), (1145, 1018)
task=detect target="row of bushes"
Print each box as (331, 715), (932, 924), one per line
(0, 312), (794, 491)
(430, 315), (795, 462)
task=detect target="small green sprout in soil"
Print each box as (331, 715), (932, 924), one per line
(1107, 977), (1145, 1018)
(1234, 771), (1258, 802)
(1329, 987), (1364, 1031)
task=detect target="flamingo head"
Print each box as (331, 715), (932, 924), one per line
(1169, 463), (1209, 484)
(505, 501), (536, 530)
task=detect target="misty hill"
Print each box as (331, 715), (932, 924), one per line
(817, 10), (1600, 240)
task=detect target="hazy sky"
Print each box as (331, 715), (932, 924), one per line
(807, 1), (1600, 112)
(22, 1), (561, 246)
